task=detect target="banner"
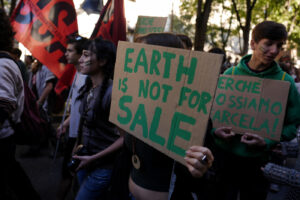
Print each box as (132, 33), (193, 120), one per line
(134, 16), (167, 39)
(10, 0), (78, 78)
(90, 0), (126, 46)
(109, 42), (223, 164)
(211, 75), (290, 141)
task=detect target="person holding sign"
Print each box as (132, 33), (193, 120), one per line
(73, 38), (123, 200)
(203, 21), (300, 200)
(121, 33), (214, 200)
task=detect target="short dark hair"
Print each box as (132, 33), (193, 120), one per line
(0, 9), (15, 52)
(11, 48), (22, 58)
(252, 21), (287, 43)
(67, 34), (88, 54)
(176, 34), (193, 49)
(135, 33), (184, 49)
(208, 47), (226, 64)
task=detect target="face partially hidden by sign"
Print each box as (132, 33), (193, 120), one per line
(251, 38), (285, 66)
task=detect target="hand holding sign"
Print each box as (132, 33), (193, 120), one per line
(241, 132), (266, 147)
(185, 146), (214, 178)
(214, 126), (236, 141)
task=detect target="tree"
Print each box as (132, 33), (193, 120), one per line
(232, 0), (257, 56)
(207, 0), (234, 50)
(0, 0), (17, 17)
(179, 0), (214, 51)
(194, 0), (214, 51)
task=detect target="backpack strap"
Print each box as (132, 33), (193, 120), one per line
(282, 72), (286, 81)
(232, 66), (235, 75)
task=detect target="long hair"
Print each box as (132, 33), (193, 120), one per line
(78, 38), (116, 119)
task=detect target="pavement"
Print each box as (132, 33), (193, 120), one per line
(15, 123), (76, 200)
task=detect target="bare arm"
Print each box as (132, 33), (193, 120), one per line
(56, 116), (70, 138)
(37, 81), (53, 107)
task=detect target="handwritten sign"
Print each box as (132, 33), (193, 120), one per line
(109, 41), (223, 164)
(134, 16), (167, 37)
(211, 75), (290, 141)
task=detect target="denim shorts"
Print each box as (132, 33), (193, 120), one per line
(75, 168), (112, 200)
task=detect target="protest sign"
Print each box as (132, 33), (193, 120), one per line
(134, 16), (167, 38)
(109, 41), (223, 164)
(211, 75), (290, 141)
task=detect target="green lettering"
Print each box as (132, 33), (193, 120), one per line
(217, 76), (226, 89)
(258, 119), (270, 134)
(167, 112), (195, 157)
(150, 81), (160, 100)
(230, 113), (238, 126)
(225, 77), (234, 91)
(221, 110), (231, 124)
(138, 79), (149, 98)
(149, 50), (161, 76)
(162, 52), (176, 79)
(130, 104), (148, 138)
(259, 98), (270, 113)
(188, 90), (200, 109)
(247, 98), (257, 111)
(252, 81), (261, 94)
(236, 96), (243, 109)
(161, 84), (173, 103)
(216, 93), (226, 106)
(249, 116), (255, 130)
(178, 87), (191, 106)
(117, 95), (133, 124)
(239, 114), (248, 129)
(235, 80), (245, 92)
(176, 56), (197, 84)
(124, 48), (134, 73)
(134, 48), (148, 74)
(197, 92), (211, 114)
(228, 95), (236, 108)
(149, 107), (165, 146)
(212, 110), (221, 122)
(243, 81), (252, 92)
(271, 102), (282, 116)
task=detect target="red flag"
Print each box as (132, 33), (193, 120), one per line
(91, 0), (126, 46)
(10, 0), (78, 79)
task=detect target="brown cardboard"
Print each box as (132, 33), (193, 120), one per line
(109, 41), (223, 164)
(211, 75), (290, 141)
(134, 16), (167, 38)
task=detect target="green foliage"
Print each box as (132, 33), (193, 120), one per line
(179, 0), (300, 54)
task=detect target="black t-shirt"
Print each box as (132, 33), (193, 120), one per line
(124, 133), (174, 192)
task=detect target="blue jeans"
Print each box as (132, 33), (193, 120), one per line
(75, 168), (112, 200)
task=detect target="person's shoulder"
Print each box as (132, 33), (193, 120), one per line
(223, 66), (234, 75)
(0, 57), (20, 74)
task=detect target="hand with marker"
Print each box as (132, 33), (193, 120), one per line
(241, 132), (266, 147)
(214, 126), (236, 140)
(185, 146), (214, 178)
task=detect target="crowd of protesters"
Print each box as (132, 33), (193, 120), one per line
(1, 6), (300, 200)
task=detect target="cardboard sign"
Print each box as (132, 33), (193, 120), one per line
(211, 75), (290, 141)
(109, 41), (223, 164)
(134, 16), (167, 37)
(11, 0), (78, 78)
